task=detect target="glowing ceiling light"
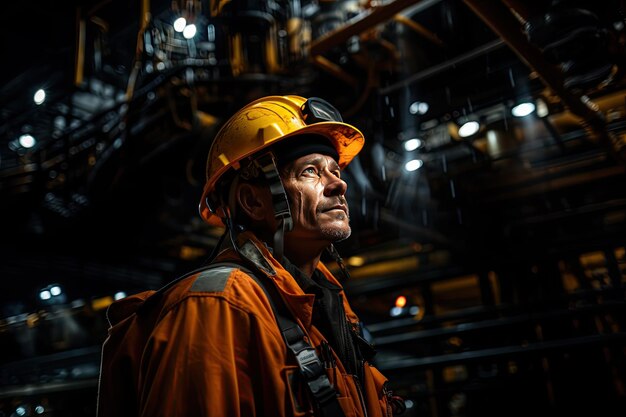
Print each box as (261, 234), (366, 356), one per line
(404, 138), (423, 151)
(347, 256), (365, 267)
(390, 306), (403, 317)
(173, 17), (186, 32)
(50, 285), (62, 296)
(18, 134), (36, 148)
(409, 101), (429, 115)
(395, 295), (407, 308)
(404, 159), (424, 172)
(458, 121), (480, 138)
(39, 290), (52, 301)
(34, 88), (46, 105)
(511, 102), (535, 117)
(536, 98), (549, 118)
(114, 291), (127, 301)
(183, 24), (197, 39)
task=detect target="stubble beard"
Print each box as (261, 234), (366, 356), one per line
(320, 212), (352, 242)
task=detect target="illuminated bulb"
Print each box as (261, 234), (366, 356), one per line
(390, 306), (403, 317)
(114, 291), (127, 301)
(404, 159), (423, 172)
(347, 256), (365, 267)
(183, 24), (197, 39)
(173, 17), (186, 32)
(409, 101), (429, 115)
(395, 295), (407, 308)
(50, 285), (62, 296)
(18, 134), (36, 148)
(34, 89), (46, 105)
(404, 138), (422, 151)
(35, 405), (45, 415)
(511, 102), (535, 117)
(458, 121), (480, 138)
(39, 290), (51, 301)
(536, 98), (549, 118)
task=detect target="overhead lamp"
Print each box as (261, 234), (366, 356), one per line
(535, 98), (549, 118)
(404, 138), (423, 151)
(173, 17), (186, 32)
(18, 134), (36, 148)
(50, 285), (62, 296)
(404, 159), (424, 172)
(39, 290), (52, 301)
(409, 101), (429, 115)
(347, 256), (365, 267)
(389, 306), (403, 317)
(511, 101), (535, 117)
(114, 291), (127, 301)
(395, 295), (407, 308)
(34, 88), (46, 105)
(458, 121), (480, 138)
(183, 24), (197, 39)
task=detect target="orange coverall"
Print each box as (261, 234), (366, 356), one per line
(97, 231), (393, 416)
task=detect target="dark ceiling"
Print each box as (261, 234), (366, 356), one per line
(1, 0), (625, 311)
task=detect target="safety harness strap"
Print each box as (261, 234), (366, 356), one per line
(243, 267), (345, 417)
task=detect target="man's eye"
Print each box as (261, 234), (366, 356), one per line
(332, 170), (341, 178)
(302, 167), (318, 175)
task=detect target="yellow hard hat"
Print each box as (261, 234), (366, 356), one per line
(199, 95), (365, 225)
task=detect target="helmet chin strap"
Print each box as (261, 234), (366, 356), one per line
(218, 152), (349, 281)
(219, 152), (293, 262)
(255, 152), (293, 261)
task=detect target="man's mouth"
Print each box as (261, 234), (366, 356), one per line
(322, 205), (348, 215)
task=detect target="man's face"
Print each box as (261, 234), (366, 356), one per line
(280, 152), (351, 243)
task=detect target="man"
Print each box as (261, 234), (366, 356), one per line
(97, 95), (404, 416)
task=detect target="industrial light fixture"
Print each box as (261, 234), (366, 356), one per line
(404, 138), (423, 151)
(18, 134), (36, 148)
(404, 159), (424, 172)
(347, 256), (365, 267)
(458, 120), (480, 138)
(535, 98), (549, 118)
(38, 284), (66, 304)
(511, 101), (536, 117)
(173, 17), (186, 32)
(409, 101), (429, 115)
(183, 24), (197, 39)
(33, 88), (46, 105)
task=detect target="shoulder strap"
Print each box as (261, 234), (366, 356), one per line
(212, 261), (345, 417)
(141, 260), (346, 416)
(241, 266), (345, 417)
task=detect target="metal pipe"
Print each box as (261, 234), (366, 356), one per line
(379, 38), (505, 94)
(393, 14), (444, 47)
(74, 9), (86, 86)
(309, 0), (424, 56)
(462, 0), (608, 140)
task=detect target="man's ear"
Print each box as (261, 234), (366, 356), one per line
(236, 182), (270, 221)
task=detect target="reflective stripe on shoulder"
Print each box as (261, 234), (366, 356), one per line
(189, 266), (237, 293)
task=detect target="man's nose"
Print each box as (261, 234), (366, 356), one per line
(323, 171), (348, 196)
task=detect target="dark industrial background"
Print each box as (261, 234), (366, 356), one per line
(1, 0), (626, 416)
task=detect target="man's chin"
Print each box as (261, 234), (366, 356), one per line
(321, 226), (352, 242)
